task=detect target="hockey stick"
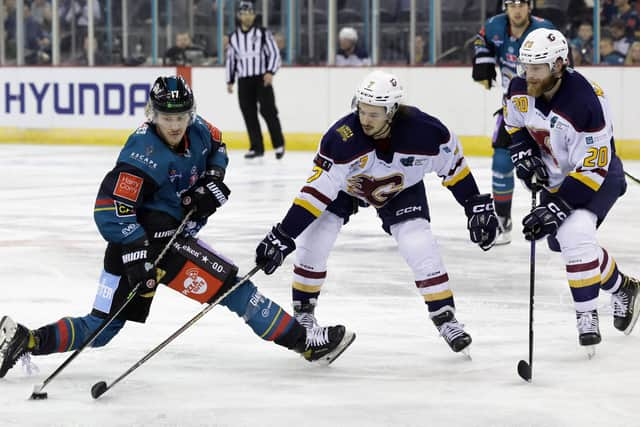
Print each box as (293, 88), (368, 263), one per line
(624, 170), (640, 185)
(29, 210), (194, 400)
(90, 264), (262, 399)
(517, 185), (538, 383)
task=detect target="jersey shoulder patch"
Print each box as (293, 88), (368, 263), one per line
(551, 71), (605, 133)
(194, 115), (223, 143)
(392, 107), (450, 156)
(484, 14), (508, 40)
(319, 113), (371, 164)
(117, 129), (167, 183)
(530, 16), (555, 29)
(507, 77), (528, 98)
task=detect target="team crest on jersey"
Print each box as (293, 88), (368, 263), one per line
(347, 173), (403, 207)
(336, 125), (354, 142)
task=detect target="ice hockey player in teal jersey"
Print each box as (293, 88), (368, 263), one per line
(0, 76), (354, 379)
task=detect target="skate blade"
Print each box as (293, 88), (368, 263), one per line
(584, 345), (596, 359)
(460, 347), (472, 361)
(624, 296), (640, 336)
(321, 330), (356, 366)
(494, 235), (512, 246)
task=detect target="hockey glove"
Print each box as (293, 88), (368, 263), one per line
(464, 193), (499, 251)
(510, 140), (549, 190)
(472, 62), (496, 90)
(522, 195), (572, 241)
(121, 238), (157, 294)
(182, 177), (230, 220)
(256, 224), (296, 275)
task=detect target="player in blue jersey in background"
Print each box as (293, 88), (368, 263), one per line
(0, 76), (354, 379)
(472, 0), (555, 244)
(505, 29), (639, 355)
(254, 70), (499, 356)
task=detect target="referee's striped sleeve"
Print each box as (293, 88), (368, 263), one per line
(264, 30), (281, 73)
(225, 33), (236, 84)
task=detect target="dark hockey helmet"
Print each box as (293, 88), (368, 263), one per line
(238, 0), (254, 13)
(149, 76), (194, 114)
(503, 0), (532, 10)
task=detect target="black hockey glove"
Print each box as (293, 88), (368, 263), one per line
(256, 224), (296, 275)
(182, 176), (230, 220)
(510, 140), (549, 190)
(121, 238), (157, 294)
(472, 61), (496, 90)
(522, 195), (572, 241)
(464, 193), (499, 251)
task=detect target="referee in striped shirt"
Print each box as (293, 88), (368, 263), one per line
(226, 1), (286, 159)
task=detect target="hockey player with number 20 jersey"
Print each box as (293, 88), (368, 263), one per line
(505, 28), (640, 354)
(255, 70), (499, 355)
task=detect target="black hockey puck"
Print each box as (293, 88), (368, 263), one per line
(30, 392), (48, 400)
(91, 381), (108, 399)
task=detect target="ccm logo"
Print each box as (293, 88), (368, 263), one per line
(548, 202), (568, 220)
(511, 148), (533, 162)
(396, 206), (422, 216)
(472, 203), (494, 213)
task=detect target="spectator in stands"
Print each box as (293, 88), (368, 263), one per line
(600, 34), (626, 64)
(30, 0), (52, 26)
(336, 27), (371, 66)
(23, 3), (51, 64)
(70, 34), (108, 65)
(624, 40), (640, 64)
(610, 18), (635, 56)
(409, 34), (427, 65)
(163, 31), (208, 65)
(570, 21), (594, 64)
(601, 0), (639, 38)
(274, 31), (287, 62)
(533, 0), (571, 30)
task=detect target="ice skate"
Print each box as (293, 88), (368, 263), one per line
(432, 310), (472, 357)
(0, 316), (31, 378)
(576, 309), (601, 359)
(244, 150), (264, 159)
(296, 325), (356, 365)
(494, 216), (512, 246)
(612, 275), (640, 335)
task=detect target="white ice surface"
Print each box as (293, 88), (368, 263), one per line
(1, 145), (639, 427)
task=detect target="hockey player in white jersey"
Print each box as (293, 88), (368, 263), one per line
(254, 70), (499, 355)
(505, 28), (640, 353)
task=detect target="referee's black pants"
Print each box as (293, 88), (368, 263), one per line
(238, 75), (285, 154)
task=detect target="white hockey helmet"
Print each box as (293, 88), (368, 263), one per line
(518, 28), (569, 73)
(339, 27), (358, 41)
(353, 70), (405, 118)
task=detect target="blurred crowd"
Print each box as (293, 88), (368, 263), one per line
(2, 0), (640, 66)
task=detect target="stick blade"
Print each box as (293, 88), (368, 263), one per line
(29, 383), (48, 400)
(91, 381), (108, 399)
(517, 360), (532, 382)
